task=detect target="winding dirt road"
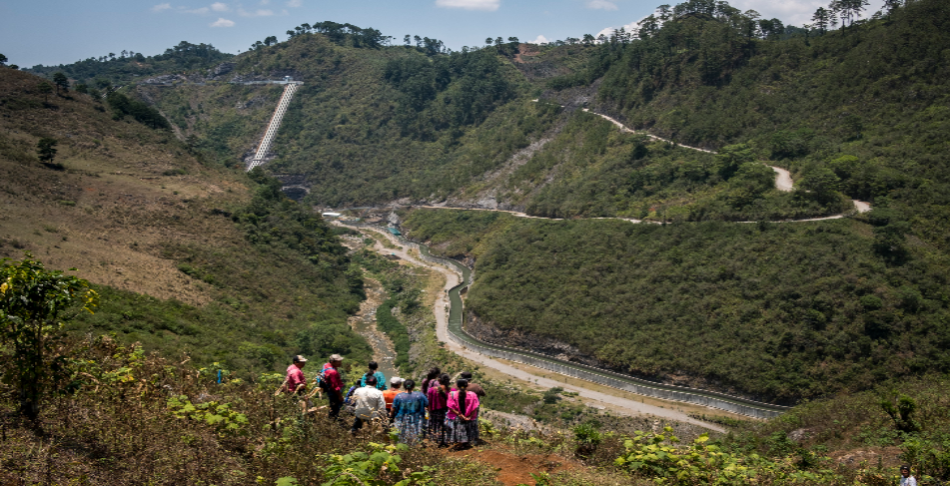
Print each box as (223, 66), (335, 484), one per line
(580, 109), (872, 216)
(340, 223), (726, 432)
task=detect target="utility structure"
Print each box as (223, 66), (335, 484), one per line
(246, 77), (303, 172)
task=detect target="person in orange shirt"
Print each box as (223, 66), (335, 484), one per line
(383, 376), (405, 419)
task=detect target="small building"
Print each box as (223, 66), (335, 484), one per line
(321, 212), (341, 219)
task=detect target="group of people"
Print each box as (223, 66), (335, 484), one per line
(283, 354), (484, 448)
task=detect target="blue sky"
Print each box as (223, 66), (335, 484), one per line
(2, 0), (886, 68)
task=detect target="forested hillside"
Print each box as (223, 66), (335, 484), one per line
(403, 207), (950, 403)
(16, 0), (950, 398)
(86, 0), (937, 226)
(0, 67), (370, 376)
(393, 0), (950, 403)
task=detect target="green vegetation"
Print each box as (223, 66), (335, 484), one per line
(375, 301), (411, 370)
(70, 172), (372, 376)
(0, 255), (98, 420)
(106, 91), (170, 129)
(28, 41), (233, 85)
(403, 209), (950, 403)
(0, 336), (496, 485)
(515, 113), (850, 220)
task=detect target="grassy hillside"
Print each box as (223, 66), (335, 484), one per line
(112, 25), (821, 221)
(0, 67), (370, 375)
(402, 208), (950, 403)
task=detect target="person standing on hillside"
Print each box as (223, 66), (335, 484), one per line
(383, 377), (405, 417)
(899, 465), (917, 486)
(284, 355), (308, 395)
(459, 371), (486, 398)
(360, 361), (387, 391)
(446, 378), (480, 450)
(426, 374), (451, 446)
(351, 376), (386, 435)
(421, 367), (440, 392)
(392, 379), (428, 444)
(323, 354), (345, 419)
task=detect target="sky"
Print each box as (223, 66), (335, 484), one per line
(2, 0), (887, 68)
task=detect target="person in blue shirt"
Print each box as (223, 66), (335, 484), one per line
(359, 361), (387, 391)
(391, 379), (428, 444)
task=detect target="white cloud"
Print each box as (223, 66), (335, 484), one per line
(530, 35), (549, 44)
(260, 0), (269, 4)
(151, 3), (172, 12)
(595, 13), (651, 40)
(211, 2), (229, 11)
(185, 6), (210, 14)
(210, 17), (235, 27)
(238, 7), (274, 16)
(586, 0), (618, 11)
(286, 0), (302, 6)
(435, 0), (500, 12)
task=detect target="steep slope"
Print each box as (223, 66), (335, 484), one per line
(401, 205), (950, 403)
(130, 26), (838, 221)
(0, 67), (370, 374)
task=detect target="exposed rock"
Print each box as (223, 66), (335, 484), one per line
(209, 62), (234, 78)
(142, 74), (186, 85)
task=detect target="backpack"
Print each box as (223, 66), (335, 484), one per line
(314, 366), (333, 393)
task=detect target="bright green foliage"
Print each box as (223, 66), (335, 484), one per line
(166, 394), (249, 436)
(321, 443), (434, 486)
(615, 428), (838, 484)
(0, 254), (98, 420)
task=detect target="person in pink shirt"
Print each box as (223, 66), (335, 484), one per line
(426, 373), (451, 446)
(446, 378), (480, 449)
(323, 354), (345, 419)
(284, 355), (308, 394)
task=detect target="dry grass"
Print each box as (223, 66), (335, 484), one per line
(0, 67), (250, 305)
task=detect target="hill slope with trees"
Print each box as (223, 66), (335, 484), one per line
(0, 67), (370, 376)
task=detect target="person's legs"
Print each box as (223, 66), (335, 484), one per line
(351, 417), (364, 434)
(329, 397), (342, 419)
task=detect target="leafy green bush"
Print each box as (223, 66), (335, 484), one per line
(615, 428), (838, 484)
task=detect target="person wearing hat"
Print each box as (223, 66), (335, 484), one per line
(323, 354), (345, 419)
(383, 376), (405, 417)
(284, 355), (308, 395)
(900, 465), (917, 486)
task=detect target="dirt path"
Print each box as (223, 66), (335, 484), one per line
(339, 223), (726, 432)
(771, 166), (794, 192)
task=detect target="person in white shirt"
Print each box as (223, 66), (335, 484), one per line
(350, 375), (386, 435)
(899, 465), (917, 486)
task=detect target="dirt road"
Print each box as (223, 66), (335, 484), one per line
(340, 223), (726, 432)
(577, 107), (873, 215)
